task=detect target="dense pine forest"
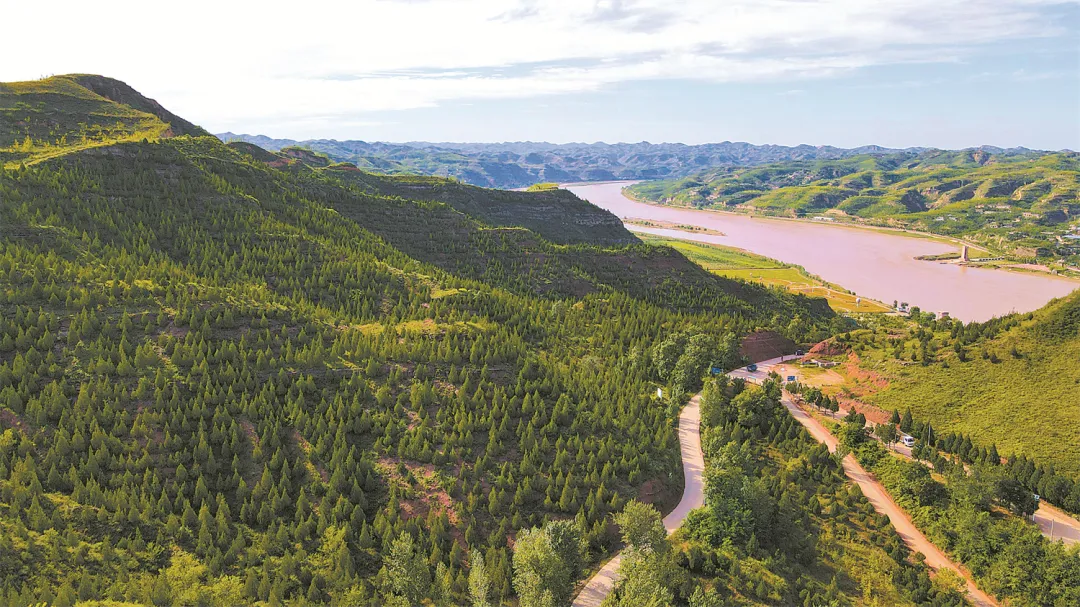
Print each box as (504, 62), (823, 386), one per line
(597, 376), (971, 607)
(4, 74), (1076, 607)
(0, 75), (844, 605)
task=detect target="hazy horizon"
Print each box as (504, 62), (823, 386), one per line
(6, 0), (1079, 150)
(217, 131), (1075, 152)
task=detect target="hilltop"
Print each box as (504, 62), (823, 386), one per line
(0, 74), (208, 166)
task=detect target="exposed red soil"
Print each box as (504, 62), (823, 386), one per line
(378, 457), (460, 525)
(836, 398), (893, 426)
(802, 338), (849, 360)
(637, 477), (672, 509)
(239, 419), (260, 450)
(841, 351), (890, 396)
(0, 409), (30, 435)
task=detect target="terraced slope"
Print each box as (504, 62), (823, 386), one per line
(629, 152), (1080, 261)
(226, 143), (635, 246)
(0, 74), (208, 167)
(0, 75), (838, 606)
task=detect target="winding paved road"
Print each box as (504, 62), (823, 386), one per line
(571, 394), (704, 607)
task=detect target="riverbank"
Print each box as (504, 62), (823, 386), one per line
(638, 234), (893, 313)
(566, 182), (1078, 321)
(617, 185), (1080, 283)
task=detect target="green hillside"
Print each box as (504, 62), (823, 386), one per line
(811, 291), (1080, 493)
(0, 76), (843, 606)
(0, 74), (208, 167)
(628, 152), (1080, 265)
(866, 293), (1080, 477)
(226, 145), (636, 247)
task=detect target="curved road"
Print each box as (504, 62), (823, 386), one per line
(574, 359), (1004, 607)
(733, 357), (999, 607)
(571, 394), (704, 607)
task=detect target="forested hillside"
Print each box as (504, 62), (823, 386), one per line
(0, 76), (838, 606)
(224, 142), (635, 247)
(628, 152), (1080, 263)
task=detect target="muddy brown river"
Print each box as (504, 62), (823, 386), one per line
(567, 182), (1078, 322)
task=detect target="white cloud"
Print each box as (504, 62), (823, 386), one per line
(2, 0), (1074, 135)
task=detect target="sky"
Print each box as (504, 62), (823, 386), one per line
(4, 0), (1079, 149)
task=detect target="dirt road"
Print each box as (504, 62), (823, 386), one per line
(575, 358), (1007, 607)
(571, 394), (703, 607)
(734, 357), (999, 607)
(785, 394), (998, 607)
(813, 402), (1080, 547)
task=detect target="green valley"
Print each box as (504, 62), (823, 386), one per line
(1, 72), (1077, 607)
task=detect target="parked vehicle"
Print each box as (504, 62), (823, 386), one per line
(901, 435), (916, 447)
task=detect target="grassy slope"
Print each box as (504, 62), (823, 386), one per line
(860, 292), (1080, 475)
(0, 75), (208, 167)
(639, 234), (892, 313)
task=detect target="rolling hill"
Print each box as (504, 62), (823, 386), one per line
(220, 133), (1049, 190)
(627, 152), (1080, 262)
(864, 291), (1080, 480)
(0, 75), (840, 606)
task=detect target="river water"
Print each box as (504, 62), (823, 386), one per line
(566, 182), (1078, 322)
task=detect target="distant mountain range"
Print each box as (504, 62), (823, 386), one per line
(216, 132), (1049, 189)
